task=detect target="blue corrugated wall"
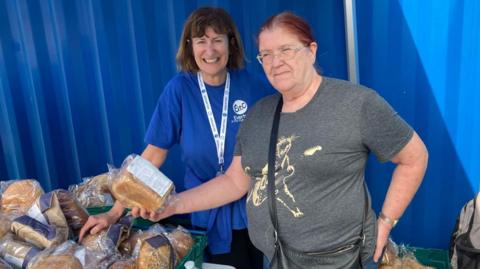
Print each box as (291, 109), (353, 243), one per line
(357, 0), (480, 249)
(2, 0), (478, 250)
(0, 0), (347, 191)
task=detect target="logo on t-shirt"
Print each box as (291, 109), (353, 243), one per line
(232, 100), (248, 123)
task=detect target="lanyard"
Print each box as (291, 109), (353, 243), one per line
(197, 72), (230, 174)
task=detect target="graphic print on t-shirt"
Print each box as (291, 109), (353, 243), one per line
(232, 99), (248, 123)
(246, 135), (304, 218)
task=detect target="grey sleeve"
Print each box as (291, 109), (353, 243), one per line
(360, 91), (413, 162)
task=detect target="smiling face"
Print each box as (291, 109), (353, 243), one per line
(191, 27), (229, 85)
(258, 27), (317, 95)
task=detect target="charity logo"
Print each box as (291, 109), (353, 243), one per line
(232, 100), (248, 115)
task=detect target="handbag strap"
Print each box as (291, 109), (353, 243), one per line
(267, 96), (370, 252)
(268, 96), (283, 246)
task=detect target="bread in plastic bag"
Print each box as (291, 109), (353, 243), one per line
(135, 233), (175, 269)
(110, 154), (174, 212)
(12, 192), (69, 248)
(0, 180), (44, 217)
(0, 234), (42, 269)
(69, 172), (114, 208)
(81, 224), (127, 255)
(28, 240), (100, 269)
(54, 189), (89, 232)
(167, 226), (194, 261)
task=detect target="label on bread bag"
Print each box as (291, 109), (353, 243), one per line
(127, 156), (173, 197)
(145, 234), (169, 249)
(14, 215), (57, 240)
(26, 203), (48, 225)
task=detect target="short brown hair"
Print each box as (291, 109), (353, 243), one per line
(257, 12), (315, 47)
(176, 7), (245, 72)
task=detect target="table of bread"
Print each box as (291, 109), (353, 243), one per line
(0, 155), (195, 269)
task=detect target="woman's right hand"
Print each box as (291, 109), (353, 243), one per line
(78, 201), (124, 242)
(78, 212), (118, 242)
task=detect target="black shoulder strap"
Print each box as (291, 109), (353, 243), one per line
(266, 96), (369, 257)
(267, 97), (283, 242)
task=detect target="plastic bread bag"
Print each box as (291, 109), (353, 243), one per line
(69, 172), (115, 208)
(97, 254), (136, 269)
(165, 226), (194, 261)
(28, 240), (103, 269)
(119, 223), (165, 256)
(0, 258), (12, 269)
(80, 215), (133, 257)
(133, 233), (176, 269)
(398, 246), (434, 269)
(110, 154), (175, 212)
(53, 189), (89, 233)
(0, 214), (11, 240)
(0, 234), (42, 269)
(11, 192), (69, 248)
(0, 179), (44, 217)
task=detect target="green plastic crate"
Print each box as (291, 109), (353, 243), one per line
(87, 206), (207, 269)
(410, 247), (450, 269)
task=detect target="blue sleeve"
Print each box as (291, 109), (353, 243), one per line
(144, 78), (182, 149)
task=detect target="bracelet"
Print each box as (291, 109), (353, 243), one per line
(379, 212), (399, 228)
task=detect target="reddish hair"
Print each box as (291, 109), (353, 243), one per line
(257, 12), (315, 46)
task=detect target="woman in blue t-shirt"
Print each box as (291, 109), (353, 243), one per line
(79, 7), (272, 269)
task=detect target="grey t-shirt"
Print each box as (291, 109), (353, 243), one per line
(234, 77), (413, 263)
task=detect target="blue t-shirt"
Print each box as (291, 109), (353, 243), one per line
(145, 69), (274, 254)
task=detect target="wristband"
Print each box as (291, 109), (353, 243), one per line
(379, 212), (399, 228)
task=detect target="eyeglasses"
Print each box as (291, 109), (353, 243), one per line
(256, 45), (308, 65)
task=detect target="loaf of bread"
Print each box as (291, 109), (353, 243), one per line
(28, 254), (83, 269)
(54, 189), (89, 232)
(168, 227), (194, 260)
(81, 222), (129, 256)
(0, 180), (44, 216)
(136, 234), (175, 269)
(0, 235), (42, 269)
(11, 215), (66, 249)
(111, 155), (174, 212)
(28, 240), (94, 269)
(69, 173), (114, 208)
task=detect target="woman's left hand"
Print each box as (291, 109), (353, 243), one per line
(373, 219), (392, 262)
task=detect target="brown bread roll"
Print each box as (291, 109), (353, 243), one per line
(1, 180), (43, 216)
